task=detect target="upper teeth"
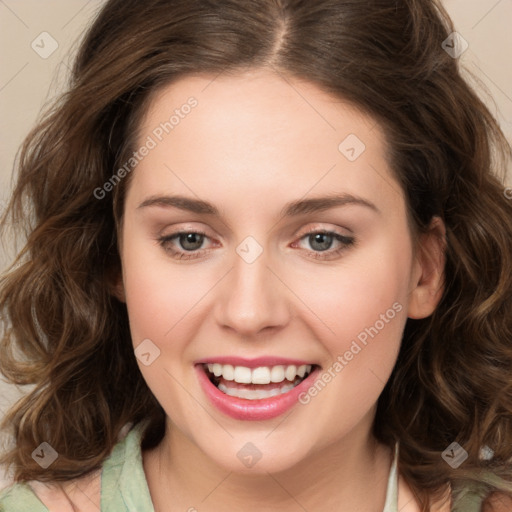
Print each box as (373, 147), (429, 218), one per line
(206, 363), (312, 385)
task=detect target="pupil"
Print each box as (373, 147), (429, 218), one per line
(310, 233), (332, 252)
(180, 233), (204, 251)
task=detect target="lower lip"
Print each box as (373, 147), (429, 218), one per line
(195, 365), (320, 421)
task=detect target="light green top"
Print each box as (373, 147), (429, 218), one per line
(0, 424), (486, 511)
(0, 422), (155, 511)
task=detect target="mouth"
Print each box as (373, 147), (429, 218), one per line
(203, 362), (316, 400)
(195, 359), (320, 421)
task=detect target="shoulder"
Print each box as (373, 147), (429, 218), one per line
(1, 481), (44, 511)
(0, 481), (47, 511)
(397, 475), (453, 512)
(397, 474), (512, 512)
(0, 471), (101, 512)
(0, 422), (147, 512)
(482, 492), (512, 512)
(33, 471), (101, 512)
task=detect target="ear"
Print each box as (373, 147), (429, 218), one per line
(107, 264), (126, 303)
(407, 216), (446, 319)
(111, 277), (126, 303)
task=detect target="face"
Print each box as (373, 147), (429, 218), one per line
(117, 68), (443, 474)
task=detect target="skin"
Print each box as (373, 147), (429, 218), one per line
(111, 68), (446, 511)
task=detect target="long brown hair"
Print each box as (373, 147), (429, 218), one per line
(1, 0), (511, 509)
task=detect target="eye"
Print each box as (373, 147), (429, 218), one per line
(157, 230), (214, 260)
(292, 229), (355, 260)
(157, 228), (355, 261)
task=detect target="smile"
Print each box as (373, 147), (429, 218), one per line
(205, 363), (314, 400)
(195, 358), (320, 420)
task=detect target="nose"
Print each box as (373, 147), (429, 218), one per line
(214, 248), (291, 338)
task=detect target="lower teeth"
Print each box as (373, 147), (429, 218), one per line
(217, 381), (298, 400)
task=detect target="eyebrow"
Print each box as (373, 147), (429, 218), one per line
(137, 193), (380, 216)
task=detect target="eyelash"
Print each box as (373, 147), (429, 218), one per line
(157, 229), (355, 261)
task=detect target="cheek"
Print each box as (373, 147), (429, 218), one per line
(291, 233), (413, 360)
(120, 235), (198, 344)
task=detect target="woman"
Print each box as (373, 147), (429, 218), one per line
(1, 0), (511, 510)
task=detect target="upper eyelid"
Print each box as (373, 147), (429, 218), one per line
(160, 221), (352, 238)
(298, 225), (353, 237)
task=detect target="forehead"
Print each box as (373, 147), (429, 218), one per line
(142, 68), (382, 154)
(129, 69), (405, 217)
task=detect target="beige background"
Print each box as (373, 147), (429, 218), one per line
(0, 0), (511, 489)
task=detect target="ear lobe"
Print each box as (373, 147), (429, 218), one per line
(111, 278), (126, 303)
(107, 266), (126, 303)
(407, 216), (446, 319)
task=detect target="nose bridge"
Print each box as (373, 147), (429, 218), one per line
(215, 243), (289, 335)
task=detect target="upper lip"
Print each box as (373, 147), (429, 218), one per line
(194, 356), (317, 368)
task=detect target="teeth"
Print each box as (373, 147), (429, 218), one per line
(270, 365), (285, 383)
(252, 367), (271, 384)
(218, 381), (296, 400)
(223, 364), (235, 381)
(285, 365), (297, 381)
(205, 363), (313, 385)
(233, 366), (252, 384)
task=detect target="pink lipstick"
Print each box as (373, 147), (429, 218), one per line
(195, 358), (320, 421)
